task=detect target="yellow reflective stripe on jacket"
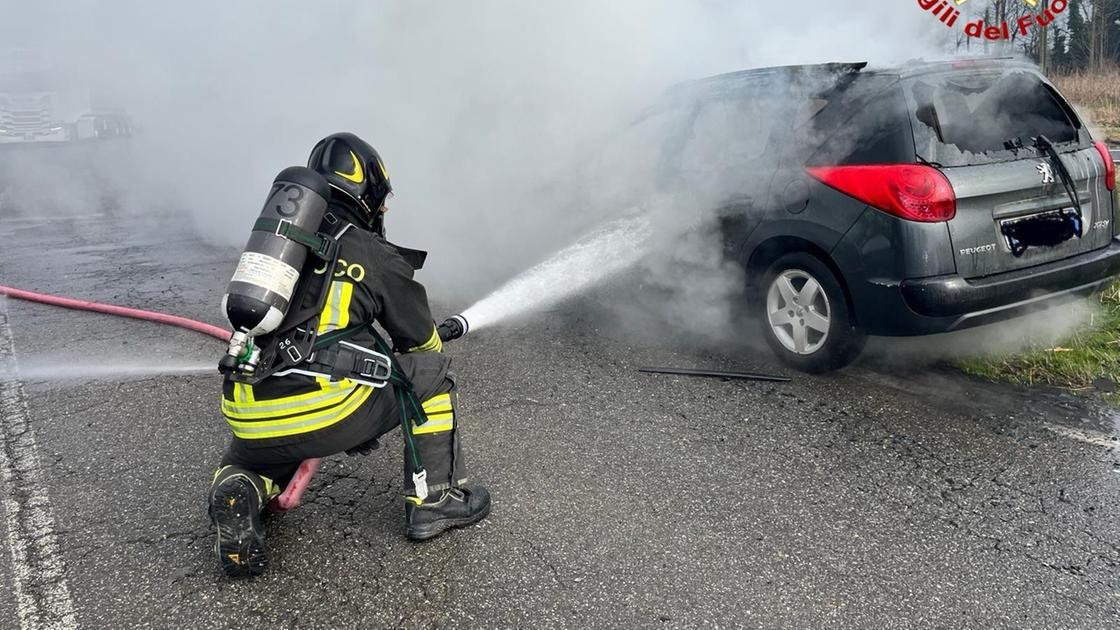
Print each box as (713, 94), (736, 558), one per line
(226, 385), (375, 439)
(317, 281), (354, 335)
(221, 378), (355, 420)
(413, 413), (453, 435)
(421, 393), (452, 413)
(414, 393), (454, 435)
(408, 327), (443, 353)
(233, 383), (255, 404)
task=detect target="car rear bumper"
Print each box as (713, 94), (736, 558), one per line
(855, 240), (1120, 335)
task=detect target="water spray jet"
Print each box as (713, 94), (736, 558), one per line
(450, 215), (653, 334)
(6, 363), (214, 382)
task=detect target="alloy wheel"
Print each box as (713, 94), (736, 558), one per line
(766, 269), (832, 355)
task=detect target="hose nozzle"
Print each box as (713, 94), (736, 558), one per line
(437, 314), (469, 343)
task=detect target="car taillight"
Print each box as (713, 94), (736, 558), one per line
(1093, 141), (1116, 192)
(806, 164), (957, 223)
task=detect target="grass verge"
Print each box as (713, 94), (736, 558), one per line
(1051, 68), (1120, 143)
(957, 284), (1120, 403)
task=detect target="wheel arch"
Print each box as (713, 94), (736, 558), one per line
(744, 236), (859, 325)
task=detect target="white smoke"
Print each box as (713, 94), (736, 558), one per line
(0, 1), (975, 350)
(0, 1), (942, 285)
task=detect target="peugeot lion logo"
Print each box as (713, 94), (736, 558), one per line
(1037, 162), (1056, 184)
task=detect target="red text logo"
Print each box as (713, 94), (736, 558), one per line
(917, 0), (1068, 41)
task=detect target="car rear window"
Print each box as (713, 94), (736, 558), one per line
(904, 69), (1084, 166)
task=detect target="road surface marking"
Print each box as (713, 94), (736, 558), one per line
(0, 299), (78, 630)
(1044, 423), (1119, 451)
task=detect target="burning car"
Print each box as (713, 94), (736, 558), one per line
(663, 59), (1118, 372)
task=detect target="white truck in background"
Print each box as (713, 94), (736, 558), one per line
(0, 50), (130, 145)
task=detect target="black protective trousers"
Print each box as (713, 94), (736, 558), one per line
(220, 352), (467, 497)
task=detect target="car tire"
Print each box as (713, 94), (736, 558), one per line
(757, 252), (865, 373)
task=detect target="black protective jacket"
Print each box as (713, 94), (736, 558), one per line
(220, 204), (441, 445)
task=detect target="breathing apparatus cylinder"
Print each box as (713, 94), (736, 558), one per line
(437, 314), (469, 342)
(219, 167), (331, 373)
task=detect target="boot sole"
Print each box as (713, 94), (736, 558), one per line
(406, 500), (491, 542)
(209, 478), (267, 577)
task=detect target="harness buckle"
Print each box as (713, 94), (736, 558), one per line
(357, 356), (392, 381)
(275, 218), (293, 237)
(314, 233), (336, 259)
(335, 341), (392, 384)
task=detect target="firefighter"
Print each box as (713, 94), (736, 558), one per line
(208, 132), (490, 578)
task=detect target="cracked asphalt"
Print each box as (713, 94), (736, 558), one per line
(1, 186), (1119, 629)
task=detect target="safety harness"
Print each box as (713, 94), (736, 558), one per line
(231, 215), (434, 498)
(254, 216), (338, 261)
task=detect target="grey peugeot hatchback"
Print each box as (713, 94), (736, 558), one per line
(661, 59), (1119, 373)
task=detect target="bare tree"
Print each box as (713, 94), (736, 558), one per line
(1039, 0), (1052, 72)
(951, 0), (1120, 72)
(1087, 0), (1115, 70)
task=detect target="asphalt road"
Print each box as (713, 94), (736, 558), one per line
(1, 194), (1119, 629)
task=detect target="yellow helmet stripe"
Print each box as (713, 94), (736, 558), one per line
(335, 150), (365, 184)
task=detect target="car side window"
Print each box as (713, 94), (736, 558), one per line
(680, 100), (729, 174)
(680, 96), (782, 179)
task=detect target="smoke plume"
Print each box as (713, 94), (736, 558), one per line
(2, 1), (991, 355)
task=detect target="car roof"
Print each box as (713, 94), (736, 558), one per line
(671, 57), (1040, 96)
(667, 62), (868, 98)
(888, 57), (1038, 78)
(643, 57), (1046, 123)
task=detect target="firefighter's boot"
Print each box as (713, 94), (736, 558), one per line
(405, 485), (491, 541)
(208, 465), (271, 577)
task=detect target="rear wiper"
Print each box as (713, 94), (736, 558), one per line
(1034, 134), (1083, 231)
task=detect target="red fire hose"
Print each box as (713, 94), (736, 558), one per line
(0, 284), (231, 341)
(0, 283), (319, 513)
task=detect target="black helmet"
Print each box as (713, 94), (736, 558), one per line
(307, 132), (393, 232)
